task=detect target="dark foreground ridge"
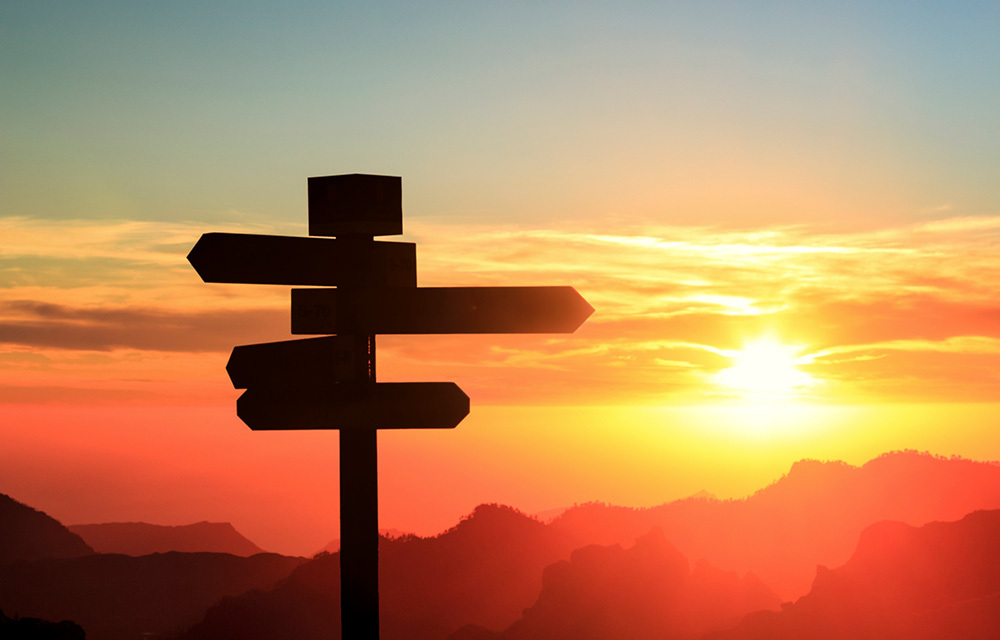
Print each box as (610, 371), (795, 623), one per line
(0, 608), (85, 640)
(6, 451), (1000, 640)
(0, 493), (93, 564)
(0, 552), (306, 640)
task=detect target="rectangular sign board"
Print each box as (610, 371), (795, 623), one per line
(308, 174), (402, 237)
(188, 233), (416, 287)
(236, 382), (470, 430)
(291, 286), (595, 335)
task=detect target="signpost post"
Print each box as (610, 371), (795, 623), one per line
(188, 174), (593, 639)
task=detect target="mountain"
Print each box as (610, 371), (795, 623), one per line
(0, 493), (93, 564)
(450, 528), (780, 640)
(184, 504), (589, 640)
(549, 451), (1000, 598)
(0, 551), (306, 640)
(707, 509), (1000, 640)
(69, 521), (266, 556)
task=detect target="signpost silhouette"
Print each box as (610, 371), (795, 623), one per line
(188, 174), (593, 639)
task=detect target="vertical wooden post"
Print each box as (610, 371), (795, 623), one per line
(340, 424), (379, 639)
(340, 233), (380, 640)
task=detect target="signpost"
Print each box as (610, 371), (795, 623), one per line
(188, 173), (593, 639)
(290, 286), (594, 335)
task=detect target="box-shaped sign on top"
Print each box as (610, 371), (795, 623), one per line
(308, 174), (403, 237)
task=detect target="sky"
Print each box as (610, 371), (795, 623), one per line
(2, 2), (998, 556)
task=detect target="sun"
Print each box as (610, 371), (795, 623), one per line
(713, 338), (817, 397)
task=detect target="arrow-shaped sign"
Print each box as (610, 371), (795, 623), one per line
(236, 382), (470, 430)
(227, 336), (356, 389)
(187, 233), (416, 287)
(290, 286), (594, 335)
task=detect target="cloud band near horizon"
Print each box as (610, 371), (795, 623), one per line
(1, 215), (998, 404)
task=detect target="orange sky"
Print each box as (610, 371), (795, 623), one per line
(3, 3), (998, 555)
(2, 214), (999, 554)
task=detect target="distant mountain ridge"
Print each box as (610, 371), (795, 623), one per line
(0, 494), (302, 640)
(69, 521), (266, 556)
(185, 504), (589, 640)
(708, 509), (1000, 639)
(0, 493), (93, 564)
(549, 451), (1000, 598)
(451, 528), (780, 640)
(8, 450), (1000, 639)
(184, 451), (1000, 638)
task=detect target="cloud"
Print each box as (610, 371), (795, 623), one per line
(0, 300), (287, 352)
(0, 216), (277, 263)
(914, 216), (1000, 233)
(2, 214), (999, 403)
(812, 336), (1000, 360)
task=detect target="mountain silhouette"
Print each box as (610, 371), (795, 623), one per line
(185, 504), (590, 640)
(0, 608), (85, 640)
(0, 493), (93, 564)
(0, 551), (305, 640)
(450, 528), (780, 640)
(9, 451), (1000, 638)
(707, 509), (1000, 640)
(549, 451), (1000, 598)
(69, 521), (266, 556)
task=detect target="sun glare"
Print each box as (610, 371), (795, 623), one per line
(714, 338), (817, 397)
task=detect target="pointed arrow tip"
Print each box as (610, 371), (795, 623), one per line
(186, 234), (210, 279)
(570, 288), (595, 331)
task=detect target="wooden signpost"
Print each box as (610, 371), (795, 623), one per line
(188, 173), (593, 640)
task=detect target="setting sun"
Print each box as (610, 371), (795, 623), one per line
(714, 338), (817, 397)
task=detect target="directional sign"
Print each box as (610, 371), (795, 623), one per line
(309, 174), (402, 237)
(236, 382), (470, 430)
(290, 286), (594, 335)
(227, 336), (356, 389)
(187, 233), (416, 287)
(189, 173), (594, 640)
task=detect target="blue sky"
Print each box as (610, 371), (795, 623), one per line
(4, 2), (997, 228)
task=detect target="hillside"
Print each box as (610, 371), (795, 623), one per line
(0, 493), (93, 564)
(185, 504), (589, 640)
(708, 509), (1000, 639)
(451, 528), (780, 640)
(549, 451), (1000, 598)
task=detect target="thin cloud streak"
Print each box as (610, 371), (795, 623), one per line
(812, 336), (1000, 359)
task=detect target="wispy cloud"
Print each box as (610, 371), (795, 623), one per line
(812, 336), (1000, 359)
(1, 300), (287, 352)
